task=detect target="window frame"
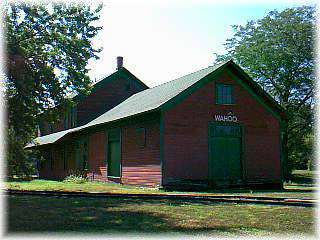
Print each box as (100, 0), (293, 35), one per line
(215, 83), (235, 105)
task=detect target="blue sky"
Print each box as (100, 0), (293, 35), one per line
(88, 0), (316, 87)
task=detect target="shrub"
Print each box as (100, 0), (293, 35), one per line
(63, 174), (87, 184)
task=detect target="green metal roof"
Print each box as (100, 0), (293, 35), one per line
(26, 62), (226, 148)
(25, 129), (72, 148)
(81, 61), (227, 129)
(26, 60), (285, 149)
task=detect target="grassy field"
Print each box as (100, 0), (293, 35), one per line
(7, 195), (314, 236)
(6, 170), (316, 236)
(6, 178), (315, 199)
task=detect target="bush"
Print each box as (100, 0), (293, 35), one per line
(63, 174), (87, 184)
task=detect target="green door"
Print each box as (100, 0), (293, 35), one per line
(108, 141), (121, 177)
(107, 129), (121, 177)
(209, 124), (242, 183)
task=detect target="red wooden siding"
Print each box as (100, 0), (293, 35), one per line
(39, 74), (147, 136)
(39, 119), (161, 187)
(77, 77), (146, 126)
(162, 71), (281, 185)
(85, 120), (161, 186)
(121, 121), (161, 187)
(88, 132), (107, 179)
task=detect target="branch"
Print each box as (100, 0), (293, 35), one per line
(255, 67), (284, 100)
(296, 89), (313, 109)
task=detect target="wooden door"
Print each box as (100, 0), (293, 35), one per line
(107, 129), (121, 177)
(209, 124), (242, 183)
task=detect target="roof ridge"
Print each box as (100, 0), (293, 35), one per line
(149, 65), (216, 90)
(91, 70), (116, 86)
(124, 63), (224, 100)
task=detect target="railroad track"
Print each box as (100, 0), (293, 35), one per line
(6, 189), (316, 207)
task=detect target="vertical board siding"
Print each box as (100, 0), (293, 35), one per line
(40, 75), (146, 136)
(77, 77), (146, 126)
(39, 120), (161, 187)
(88, 131), (107, 177)
(163, 71), (281, 185)
(85, 120), (161, 186)
(121, 121), (161, 187)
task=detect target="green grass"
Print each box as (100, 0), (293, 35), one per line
(6, 179), (161, 194)
(6, 170), (316, 235)
(7, 195), (314, 236)
(290, 169), (315, 184)
(6, 177), (315, 199)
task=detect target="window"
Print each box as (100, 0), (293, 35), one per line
(71, 106), (77, 127)
(64, 106), (77, 129)
(64, 112), (69, 129)
(136, 127), (146, 148)
(215, 84), (234, 104)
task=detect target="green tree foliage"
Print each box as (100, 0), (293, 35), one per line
(214, 6), (315, 179)
(4, 2), (103, 177)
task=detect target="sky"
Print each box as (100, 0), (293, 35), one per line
(87, 0), (316, 87)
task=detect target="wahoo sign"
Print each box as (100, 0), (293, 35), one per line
(214, 114), (238, 122)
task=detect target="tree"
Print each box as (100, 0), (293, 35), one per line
(4, 2), (103, 177)
(214, 6), (315, 180)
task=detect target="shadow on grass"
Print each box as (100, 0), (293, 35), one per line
(289, 175), (314, 185)
(165, 188), (314, 194)
(6, 177), (34, 182)
(6, 195), (249, 234)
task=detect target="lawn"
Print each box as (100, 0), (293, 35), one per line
(6, 195), (314, 236)
(6, 170), (316, 236)
(6, 175), (316, 199)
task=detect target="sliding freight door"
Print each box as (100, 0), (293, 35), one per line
(208, 124), (243, 184)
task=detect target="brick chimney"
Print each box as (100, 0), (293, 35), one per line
(117, 56), (123, 70)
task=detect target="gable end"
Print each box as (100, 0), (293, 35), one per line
(161, 61), (285, 122)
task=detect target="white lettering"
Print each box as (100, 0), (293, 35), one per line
(214, 114), (238, 123)
(215, 115), (222, 121)
(232, 116), (238, 122)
